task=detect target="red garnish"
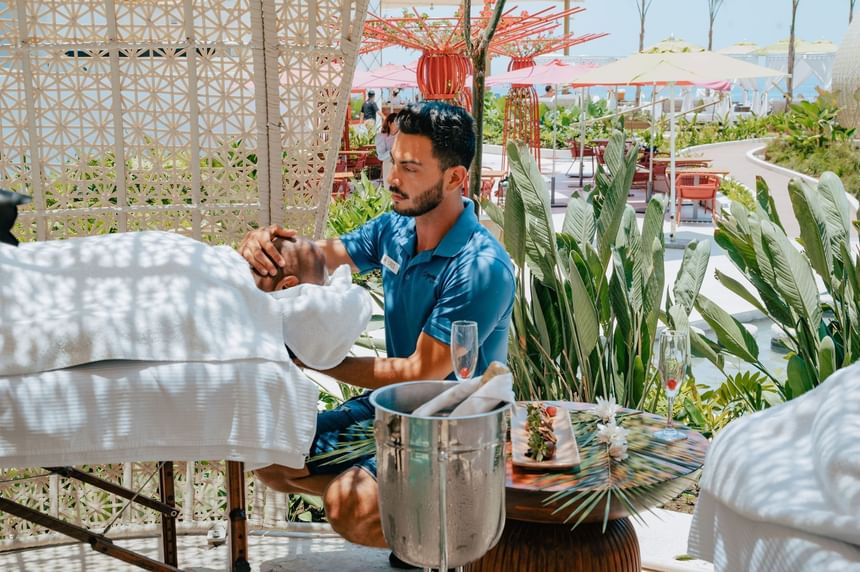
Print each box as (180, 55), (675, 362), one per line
(459, 367), (471, 378)
(666, 378), (678, 391)
(545, 405), (558, 417)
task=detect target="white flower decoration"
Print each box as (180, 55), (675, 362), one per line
(596, 420), (628, 445)
(593, 396), (620, 423)
(608, 439), (629, 461)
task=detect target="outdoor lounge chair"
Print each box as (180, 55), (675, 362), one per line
(675, 173), (720, 224)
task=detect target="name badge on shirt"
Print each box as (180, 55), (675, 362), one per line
(382, 254), (400, 275)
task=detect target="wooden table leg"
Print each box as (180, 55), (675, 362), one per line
(226, 461), (250, 572)
(158, 461), (178, 567)
(468, 517), (640, 572)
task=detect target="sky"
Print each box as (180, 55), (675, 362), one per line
(367, 0), (853, 72)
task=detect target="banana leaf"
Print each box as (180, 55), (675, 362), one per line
(816, 172), (851, 270)
(759, 220), (823, 332)
(696, 294), (760, 363)
(533, 278), (565, 359)
(689, 328), (725, 371)
(673, 240), (710, 316)
(786, 355), (816, 398)
(787, 179), (832, 290)
(595, 132), (636, 269)
(640, 195), (667, 279)
(643, 237), (665, 361)
(750, 219), (778, 287)
(562, 191), (595, 248)
(714, 269), (768, 317)
(755, 176), (784, 231)
(507, 142), (556, 283)
(610, 254), (633, 338)
(565, 252), (600, 368)
(500, 174), (526, 269)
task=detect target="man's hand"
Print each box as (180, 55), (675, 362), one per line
(239, 225), (297, 276)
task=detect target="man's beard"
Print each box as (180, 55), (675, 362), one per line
(390, 178), (445, 217)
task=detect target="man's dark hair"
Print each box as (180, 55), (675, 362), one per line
(394, 101), (476, 171)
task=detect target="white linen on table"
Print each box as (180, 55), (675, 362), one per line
(688, 363), (860, 569)
(0, 358), (319, 471)
(0, 232), (290, 376)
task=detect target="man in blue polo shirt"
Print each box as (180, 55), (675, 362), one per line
(240, 102), (515, 557)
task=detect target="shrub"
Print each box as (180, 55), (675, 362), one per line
(719, 177), (756, 211)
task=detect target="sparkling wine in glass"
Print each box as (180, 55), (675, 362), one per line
(450, 320), (478, 382)
(654, 329), (689, 442)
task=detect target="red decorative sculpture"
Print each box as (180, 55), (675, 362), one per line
(361, 3), (598, 108)
(496, 32), (608, 167)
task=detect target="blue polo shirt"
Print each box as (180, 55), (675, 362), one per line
(341, 198), (515, 375)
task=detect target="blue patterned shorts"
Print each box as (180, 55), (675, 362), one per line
(306, 393), (377, 477)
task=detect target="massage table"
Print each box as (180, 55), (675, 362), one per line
(0, 357), (320, 572)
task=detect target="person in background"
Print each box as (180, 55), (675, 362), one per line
(375, 112), (399, 186)
(387, 87), (404, 107)
(544, 85), (555, 99)
(361, 90), (380, 131)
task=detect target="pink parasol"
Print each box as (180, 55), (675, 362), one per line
(352, 62), (419, 89)
(485, 59), (598, 86)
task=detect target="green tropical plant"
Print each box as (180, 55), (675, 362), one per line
(348, 126), (376, 150)
(719, 177), (756, 211)
(325, 171), (391, 238)
(781, 91), (856, 154)
(677, 371), (778, 437)
(484, 131), (711, 408)
(701, 173), (859, 400)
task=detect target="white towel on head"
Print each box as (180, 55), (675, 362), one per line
(272, 264), (373, 370)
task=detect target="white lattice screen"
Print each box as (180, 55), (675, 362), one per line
(0, 0), (367, 243)
(0, 462), (300, 550)
(0, 0), (369, 546)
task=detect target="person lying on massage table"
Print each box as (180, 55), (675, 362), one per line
(250, 236), (327, 291)
(0, 230), (371, 376)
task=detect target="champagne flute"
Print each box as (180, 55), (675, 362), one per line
(654, 329), (689, 442)
(450, 320), (478, 382)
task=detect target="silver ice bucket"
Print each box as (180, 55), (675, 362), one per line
(371, 381), (509, 569)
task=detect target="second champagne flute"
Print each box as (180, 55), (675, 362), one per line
(654, 329), (688, 442)
(450, 320), (478, 381)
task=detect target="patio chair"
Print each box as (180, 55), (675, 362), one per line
(352, 154), (367, 175)
(675, 174), (720, 224)
(594, 142), (608, 167)
(630, 169), (650, 194)
(565, 140), (596, 177)
(480, 177), (495, 201)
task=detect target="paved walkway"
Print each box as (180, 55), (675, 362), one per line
(682, 139), (800, 238)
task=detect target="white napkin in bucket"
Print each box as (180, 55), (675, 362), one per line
(412, 362), (514, 417)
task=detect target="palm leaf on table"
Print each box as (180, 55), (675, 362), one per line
(541, 410), (704, 532)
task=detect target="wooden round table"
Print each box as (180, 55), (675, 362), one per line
(468, 403), (708, 572)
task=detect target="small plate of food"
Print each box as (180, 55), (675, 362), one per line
(511, 402), (580, 470)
